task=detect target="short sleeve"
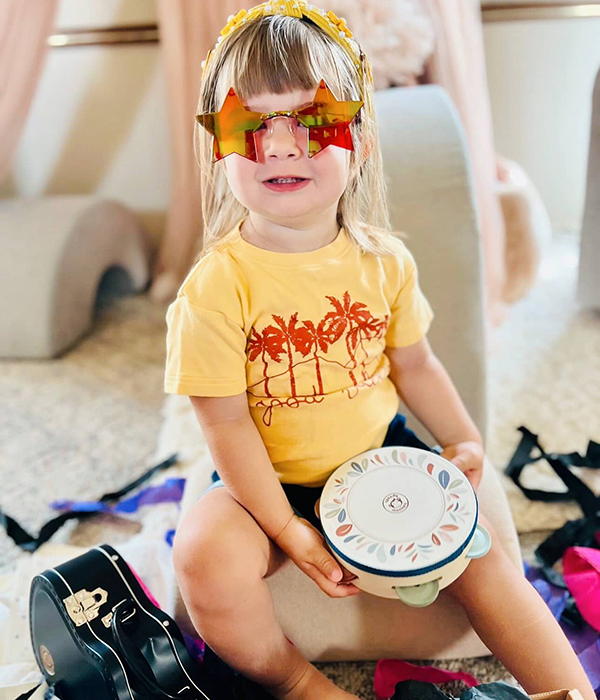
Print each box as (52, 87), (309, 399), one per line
(385, 246), (434, 348)
(164, 259), (248, 396)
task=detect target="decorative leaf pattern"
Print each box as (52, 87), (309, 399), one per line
(321, 448), (476, 567)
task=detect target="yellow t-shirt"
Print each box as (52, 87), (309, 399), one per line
(164, 220), (434, 487)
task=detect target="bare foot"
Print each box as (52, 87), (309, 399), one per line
(266, 661), (360, 700)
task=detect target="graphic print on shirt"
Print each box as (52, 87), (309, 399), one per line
(246, 291), (389, 426)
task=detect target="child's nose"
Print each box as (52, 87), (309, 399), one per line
(260, 116), (304, 159)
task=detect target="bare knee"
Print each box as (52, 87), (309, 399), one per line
(172, 496), (270, 608)
(445, 515), (519, 605)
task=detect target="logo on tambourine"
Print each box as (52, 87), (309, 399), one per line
(382, 492), (409, 513)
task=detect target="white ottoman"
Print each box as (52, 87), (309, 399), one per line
(0, 196), (151, 358)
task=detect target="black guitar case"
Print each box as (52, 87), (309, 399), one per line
(29, 543), (222, 700)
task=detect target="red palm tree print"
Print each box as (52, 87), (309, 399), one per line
(289, 318), (335, 395)
(246, 292), (389, 409)
(264, 313), (301, 396)
(321, 292), (382, 385)
(247, 327), (285, 396)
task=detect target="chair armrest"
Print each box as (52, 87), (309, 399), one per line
(374, 85), (487, 443)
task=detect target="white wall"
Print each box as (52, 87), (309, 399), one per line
(0, 0), (170, 241)
(54, 0), (157, 28)
(483, 17), (600, 233)
(2, 2), (599, 237)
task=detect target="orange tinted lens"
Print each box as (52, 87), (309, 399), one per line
(196, 87), (264, 162)
(297, 80), (363, 157)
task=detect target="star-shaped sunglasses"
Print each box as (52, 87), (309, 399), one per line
(196, 79), (363, 163)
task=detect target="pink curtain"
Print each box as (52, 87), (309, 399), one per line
(422, 0), (508, 325)
(0, 0), (59, 186)
(151, 0), (247, 302)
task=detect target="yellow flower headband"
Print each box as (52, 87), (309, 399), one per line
(197, 1), (373, 163)
(201, 0), (374, 87)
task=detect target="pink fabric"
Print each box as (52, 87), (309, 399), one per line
(374, 659), (479, 700)
(151, 0), (248, 302)
(132, 567), (162, 609)
(420, 0), (507, 325)
(0, 0), (59, 185)
(564, 546), (600, 633)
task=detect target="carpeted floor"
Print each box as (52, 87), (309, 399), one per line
(1, 233), (596, 698)
(0, 294), (169, 573)
(486, 235), (600, 534)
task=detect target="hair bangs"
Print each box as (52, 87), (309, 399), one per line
(214, 15), (356, 107)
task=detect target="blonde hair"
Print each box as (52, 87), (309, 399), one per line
(195, 13), (399, 258)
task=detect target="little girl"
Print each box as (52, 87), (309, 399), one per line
(165, 3), (595, 699)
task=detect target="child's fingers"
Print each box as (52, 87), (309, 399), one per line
(340, 567), (358, 583)
(318, 552), (343, 582)
(301, 563), (362, 597)
(285, 520), (361, 596)
(299, 540), (343, 582)
(465, 469), (482, 491)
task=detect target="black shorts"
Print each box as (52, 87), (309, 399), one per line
(209, 413), (433, 533)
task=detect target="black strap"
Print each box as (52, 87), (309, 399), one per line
(14, 685), (42, 700)
(0, 454), (178, 552)
(505, 427), (600, 514)
(111, 599), (199, 699)
(505, 427), (600, 587)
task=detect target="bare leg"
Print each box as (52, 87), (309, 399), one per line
(173, 487), (360, 700)
(446, 515), (595, 700)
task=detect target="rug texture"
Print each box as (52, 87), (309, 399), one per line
(486, 235), (600, 532)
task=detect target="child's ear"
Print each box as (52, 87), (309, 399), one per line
(360, 137), (373, 165)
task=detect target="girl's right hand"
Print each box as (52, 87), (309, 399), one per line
(274, 515), (361, 598)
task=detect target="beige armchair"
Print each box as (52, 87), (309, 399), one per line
(171, 85), (521, 661)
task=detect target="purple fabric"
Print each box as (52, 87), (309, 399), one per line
(51, 478), (186, 514)
(183, 633), (206, 665)
(524, 561), (569, 620)
(525, 562), (600, 697)
(579, 640), (600, 694)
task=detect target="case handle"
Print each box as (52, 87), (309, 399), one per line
(111, 599), (197, 699)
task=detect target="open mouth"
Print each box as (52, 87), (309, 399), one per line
(265, 177), (308, 183)
(263, 177), (311, 192)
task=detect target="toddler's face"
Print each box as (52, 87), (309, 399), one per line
(220, 86), (352, 226)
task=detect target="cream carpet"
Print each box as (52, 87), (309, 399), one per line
(1, 233), (596, 698)
(486, 234), (600, 532)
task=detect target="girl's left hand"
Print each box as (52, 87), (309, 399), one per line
(441, 441), (484, 491)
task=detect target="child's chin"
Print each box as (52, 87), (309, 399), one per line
(266, 205), (318, 221)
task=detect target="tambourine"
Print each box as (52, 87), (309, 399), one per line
(320, 447), (491, 606)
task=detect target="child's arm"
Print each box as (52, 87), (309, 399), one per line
(189, 393), (360, 598)
(385, 337), (484, 490)
(190, 393), (294, 539)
